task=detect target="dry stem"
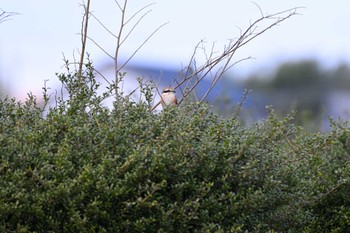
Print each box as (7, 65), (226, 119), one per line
(171, 7), (302, 107)
(78, 0), (91, 79)
(0, 9), (19, 24)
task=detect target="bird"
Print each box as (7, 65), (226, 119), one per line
(160, 87), (178, 108)
(151, 87), (178, 111)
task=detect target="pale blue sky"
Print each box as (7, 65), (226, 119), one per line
(1, 1), (350, 98)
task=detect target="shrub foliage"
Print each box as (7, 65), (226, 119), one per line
(0, 65), (350, 232)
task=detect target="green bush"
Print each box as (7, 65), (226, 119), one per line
(0, 65), (350, 232)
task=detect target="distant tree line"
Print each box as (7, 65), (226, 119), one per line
(213, 60), (350, 129)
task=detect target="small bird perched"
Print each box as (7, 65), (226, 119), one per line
(151, 87), (178, 111)
(160, 87), (178, 108)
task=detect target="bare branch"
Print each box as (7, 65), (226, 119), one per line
(114, 0), (123, 12)
(183, 40), (202, 80)
(113, 1), (166, 93)
(124, 3), (155, 25)
(0, 9), (19, 24)
(90, 12), (117, 38)
(116, 22), (169, 74)
(85, 35), (114, 60)
(151, 100), (161, 111)
(78, 0), (91, 78)
(114, 0), (128, 83)
(120, 9), (153, 46)
(233, 89), (251, 119)
(74, 1), (168, 101)
(94, 68), (111, 85)
(172, 6), (302, 107)
(252, 2), (264, 18)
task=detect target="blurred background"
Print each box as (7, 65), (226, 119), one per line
(1, 1), (350, 130)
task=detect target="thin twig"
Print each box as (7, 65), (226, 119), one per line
(124, 3), (155, 25)
(173, 6), (301, 107)
(120, 10), (153, 46)
(94, 68), (111, 85)
(114, 0), (128, 84)
(78, 0), (91, 78)
(90, 12), (117, 38)
(116, 22), (169, 74)
(114, 0), (123, 11)
(233, 89), (251, 119)
(84, 35), (114, 60)
(0, 9), (19, 24)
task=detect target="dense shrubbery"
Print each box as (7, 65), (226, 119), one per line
(1, 65), (350, 232)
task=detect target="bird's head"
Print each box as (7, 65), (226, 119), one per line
(162, 87), (176, 94)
